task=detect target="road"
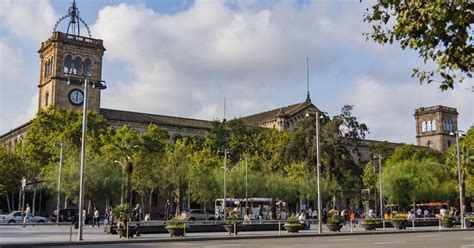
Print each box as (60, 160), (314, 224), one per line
(59, 231), (474, 248)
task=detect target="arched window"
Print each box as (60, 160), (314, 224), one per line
(83, 58), (92, 76)
(64, 55), (73, 74)
(73, 57), (82, 75)
(48, 59), (53, 76)
(45, 91), (49, 107)
(426, 140), (432, 148)
(421, 121), (427, 133)
(448, 140), (451, 147)
(447, 120), (452, 131)
(44, 61), (48, 77)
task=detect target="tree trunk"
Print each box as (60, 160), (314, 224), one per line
(148, 189), (153, 219)
(5, 191), (11, 212)
(32, 187), (37, 215)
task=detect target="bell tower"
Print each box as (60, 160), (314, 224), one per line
(414, 105), (458, 152)
(38, 0), (105, 112)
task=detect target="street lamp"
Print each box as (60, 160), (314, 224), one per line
(67, 74), (106, 241)
(218, 148), (231, 220)
(450, 130), (465, 229)
(374, 154), (385, 229)
(305, 110), (327, 234)
(114, 160), (125, 205)
(55, 143), (64, 224)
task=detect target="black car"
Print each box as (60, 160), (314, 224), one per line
(49, 208), (93, 224)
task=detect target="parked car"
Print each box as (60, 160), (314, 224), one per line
(181, 209), (216, 221)
(0, 211), (49, 224)
(49, 209), (92, 224)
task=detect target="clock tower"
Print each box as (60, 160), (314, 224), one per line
(38, 1), (105, 112)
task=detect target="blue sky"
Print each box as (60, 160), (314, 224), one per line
(1, 0), (472, 144)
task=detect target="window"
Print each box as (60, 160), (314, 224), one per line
(421, 121), (427, 133)
(83, 58), (92, 76)
(45, 91), (49, 107)
(48, 59), (52, 76)
(426, 140), (432, 148)
(64, 55), (73, 74)
(427, 121), (432, 132)
(432, 120), (436, 131)
(448, 140), (451, 147)
(73, 57), (82, 75)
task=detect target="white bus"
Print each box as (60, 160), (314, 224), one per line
(214, 198), (275, 220)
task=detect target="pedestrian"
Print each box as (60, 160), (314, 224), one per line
(82, 207), (87, 225)
(22, 203), (31, 227)
(92, 207), (100, 227)
(423, 209), (430, 218)
(416, 207), (422, 218)
(340, 208), (347, 223)
(349, 208), (356, 227)
(132, 204), (142, 236)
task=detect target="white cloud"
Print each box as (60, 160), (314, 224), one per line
(0, 93), (37, 134)
(92, 0), (375, 121)
(349, 77), (473, 144)
(0, 0), (56, 43)
(0, 39), (24, 82)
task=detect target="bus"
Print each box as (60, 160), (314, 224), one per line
(214, 198), (275, 219)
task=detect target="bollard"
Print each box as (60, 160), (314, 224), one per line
(278, 220), (281, 236)
(350, 219), (353, 233)
(184, 222), (186, 238)
(69, 225), (72, 242)
(233, 222), (237, 236)
(412, 219), (415, 231)
(439, 218), (442, 230)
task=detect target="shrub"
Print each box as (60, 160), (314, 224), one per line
(441, 215), (456, 224)
(166, 216), (186, 228)
(111, 204), (132, 229)
(327, 212), (342, 225)
(224, 214), (241, 225)
(361, 216), (381, 225)
(284, 216), (302, 226)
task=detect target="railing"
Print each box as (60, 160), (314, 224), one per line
(1, 216), (472, 243)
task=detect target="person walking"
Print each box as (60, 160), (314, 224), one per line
(92, 207), (100, 227)
(22, 203), (31, 227)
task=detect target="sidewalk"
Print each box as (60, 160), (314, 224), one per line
(0, 223), (472, 247)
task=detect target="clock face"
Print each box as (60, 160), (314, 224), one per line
(69, 89), (84, 105)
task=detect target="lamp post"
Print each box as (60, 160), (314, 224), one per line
(114, 160), (124, 205)
(55, 143), (64, 224)
(451, 130), (465, 229)
(245, 156), (248, 210)
(67, 75), (106, 241)
(374, 154), (385, 229)
(218, 148), (231, 220)
(306, 110), (326, 234)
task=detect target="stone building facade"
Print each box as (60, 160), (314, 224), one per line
(414, 105), (458, 152)
(38, 32), (105, 113)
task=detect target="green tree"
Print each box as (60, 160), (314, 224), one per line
(101, 125), (140, 204)
(0, 144), (27, 211)
(162, 138), (192, 216)
(364, 1), (473, 90)
(445, 126), (474, 212)
(383, 159), (456, 211)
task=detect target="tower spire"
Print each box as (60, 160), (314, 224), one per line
(53, 0), (92, 37)
(306, 57), (311, 103)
